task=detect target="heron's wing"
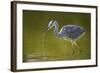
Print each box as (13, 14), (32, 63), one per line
(59, 25), (86, 40)
(67, 25), (86, 40)
(59, 25), (76, 37)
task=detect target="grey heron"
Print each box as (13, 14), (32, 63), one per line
(47, 20), (86, 57)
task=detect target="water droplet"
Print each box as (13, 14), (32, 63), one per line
(41, 32), (47, 58)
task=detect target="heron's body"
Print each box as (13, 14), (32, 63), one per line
(58, 25), (85, 41)
(47, 20), (86, 56)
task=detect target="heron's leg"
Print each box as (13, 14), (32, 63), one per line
(71, 41), (75, 59)
(73, 42), (81, 52)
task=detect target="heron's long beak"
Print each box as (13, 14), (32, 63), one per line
(46, 27), (50, 31)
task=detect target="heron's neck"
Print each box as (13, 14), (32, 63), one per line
(54, 24), (59, 35)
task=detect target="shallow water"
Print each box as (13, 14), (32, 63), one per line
(23, 10), (91, 62)
(41, 32), (48, 60)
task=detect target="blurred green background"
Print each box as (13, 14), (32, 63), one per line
(23, 10), (91, 62)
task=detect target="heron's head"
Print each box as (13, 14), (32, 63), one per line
(47, 20), (58, 31)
